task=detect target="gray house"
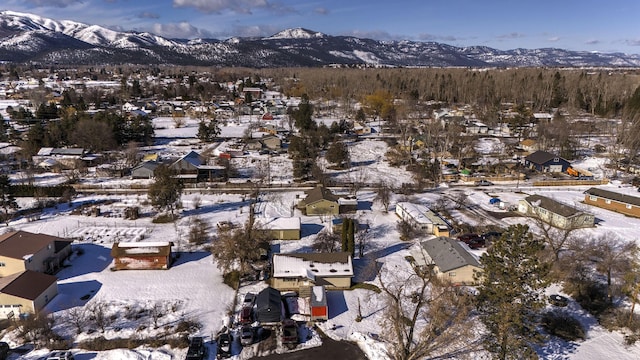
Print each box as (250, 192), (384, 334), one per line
(131, 161), (159, 179)
(411, 237), (482, 285)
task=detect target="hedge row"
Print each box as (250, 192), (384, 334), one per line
(11, 184), (76, 197)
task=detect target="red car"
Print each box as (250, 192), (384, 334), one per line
(239, 306), (253, 325)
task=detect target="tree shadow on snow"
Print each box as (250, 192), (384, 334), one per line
(326, 291), (348, 319)
(180, 200), (251, 218)
(56, 244), (113, 280)
(352, 259), (382, 283)
(171, 251), (211, 267)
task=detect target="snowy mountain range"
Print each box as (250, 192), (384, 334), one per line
(1, 10), (639, 67)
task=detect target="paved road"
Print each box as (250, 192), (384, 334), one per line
(257, 336), (368, 360)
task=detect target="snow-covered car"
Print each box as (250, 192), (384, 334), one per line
(243, 292), (256, 306)
(216, 333), (232, 359)
(549, 294), (569, 307)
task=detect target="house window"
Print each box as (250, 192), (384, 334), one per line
(449, 272), (456, 277)
(0, 262), (5, 267)
(605, 200), (611, 204)
(627, 204), (633, 209)
(589, 195), (597, 201)
(553, 157), (559, 162)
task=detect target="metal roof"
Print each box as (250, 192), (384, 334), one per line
(419, 237), (481, 273)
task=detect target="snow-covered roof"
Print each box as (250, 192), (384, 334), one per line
(272, 252), (353, 279)
(111, 241), (172, 257)
(255, 217), (301, 230)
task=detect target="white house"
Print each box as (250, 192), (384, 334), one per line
(395, 202), (451, 237)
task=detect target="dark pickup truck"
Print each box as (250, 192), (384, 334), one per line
(281, 319), (298, 349)
(186, 336), (206, 360)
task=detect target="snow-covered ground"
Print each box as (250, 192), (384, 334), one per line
(2, 116), (640, 359)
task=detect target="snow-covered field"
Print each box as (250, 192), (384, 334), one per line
(2, 116), (640, 359)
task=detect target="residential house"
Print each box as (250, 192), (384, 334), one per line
(271, 252), (353, 292)
(519, 139), (539, 153)
(0, 231), (72, 277)
(33, 147), (86, 169)
(131, 161), (159, 179)
(111, 242), (173, 270)
(395, 202), (451, 237)
(524, 150), (571, 173)
(584, 188), (640, 218)
(170, 151), (224, 182)
(244, 135), (282, 152)
(0, 270), (58, 318)
(353, 122), (371, 135)
(518, 195), (595, 229)
(411, 237), (482, 285)
(297, 185), (340, 216)
(255, 217), (301, 240)
(466, 122), (489, 134)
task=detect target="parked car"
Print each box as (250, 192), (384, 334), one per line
(239, 305), (253, 324)
(281, 319), (298, 348)
(216, 333), (232, 359)
(185, 336), (206, 360)
(46, 351), (74, 360)
(243, 292), (256, 307)
(240, 325), (254, 346)
(457, 233), (485, 249)
(474, 179), (494, 186)
(549, 294), (569, 307)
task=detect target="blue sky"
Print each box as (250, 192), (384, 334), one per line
(4, 0), (640, 54)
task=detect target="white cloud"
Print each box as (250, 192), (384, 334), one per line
(24, 0), (82, 7)
(150, 22), (213, 39)
(547, 36), (560, 42)
(172, 0), (293, 14)
(314, 7), (329, 15)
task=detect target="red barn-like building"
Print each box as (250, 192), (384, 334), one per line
(111, 242), (173, 270)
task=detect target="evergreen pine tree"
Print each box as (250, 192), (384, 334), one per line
(475, 224), (549, 360)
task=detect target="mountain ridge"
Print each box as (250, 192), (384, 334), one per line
(0, 10), (639, 67)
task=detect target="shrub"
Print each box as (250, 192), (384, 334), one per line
(152, 213), (178, 223)
(541, 310), (586, 341)
(350, 282), (382, 293)
(223, 270), (240, 290)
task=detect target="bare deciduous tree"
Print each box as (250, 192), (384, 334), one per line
(378, 264), (478, 360)
(312, 230), (341, 253)
(66, 306), (87, 335)
(588, 234), (638, 303)
(374, 181), (392, 212)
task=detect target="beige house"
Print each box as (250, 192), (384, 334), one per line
(256, 217), (301, 240)
(271, 252), (353, 292)
(297, 185), (339, 216)
(411, 237), (482, 285)
(518, 195), (595, 229)
(0, 270), (58, 318)
(0, 231), (72, 277)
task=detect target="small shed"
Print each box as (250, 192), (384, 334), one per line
(111, 242), (173, 270)
(310, 286), (328, 321)
(255, 287), (283, 324)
